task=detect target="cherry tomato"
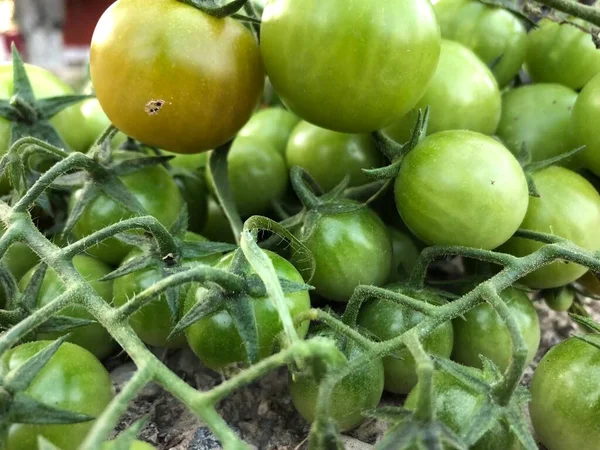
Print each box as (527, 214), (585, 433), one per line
(357, 284), (453, 394)
(544, 286), (575, 312)
(405, 366), (522, 449)
(525, 18), (600, 90)
(113, 232), (217, 348)
(497, 84), (578, 164)
(238, 107), (300, 155)
(572, 72), (600, 176)
(207, 136), (288, 217)
(291, 201), (392, 302)
(530, 337), (600, 450)
(285, 121), (383, 192)
(70, 150), (184, 266)
(289, 338), (384, 431)
(501, 166), (600, 288)
(79, 98), (128, 150)
(395, 130), (529, 250)
(385, 40), (501, 144)
(184, 250), (311, 371)
(260, 0), (441, 133)
(451, 287), (540, 371)
(201, 197), (236, 244)
(91, 0), (264, 153)
(20, 255), (116, 360)
(103, 441), (156, 450)
(1, 341), (114, 450)
(434, 0), (527, 87)
(387, 227), (421, 283)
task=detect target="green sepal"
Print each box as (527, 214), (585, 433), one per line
(37, 436), (63, 450)
(19, 263), (47, 312)
(61, 183), (99, 238)
(100, 177), (147, 216)
(9, 391), (94, 425)
(319, 175), (351, 202)
(307, 417), (344, 450)
(0, 264), (18, 310)
(169, 207), (189, 239)
(227, 293), (260, 365)
(168, 286), (225, 340)
(180, 241), (237, 260)
(244, 274), (313, 297)
(111, 155), (173, 177)
(36, 315), (96, 334)
(100, 256), (156, 282)
(570, 313), (600, 334)
(10, 44), (34, 104)
(110, 418), (148, 450)
(178, 0), (249, 18)
(36, 95), (93, 119)
(371, 130), (404, 162)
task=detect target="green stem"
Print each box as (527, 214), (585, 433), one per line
(290, 166), (320, 210)
(9, 95), (38, 123)
(405, 332), (434, 422)
(534, 0), (600, 27)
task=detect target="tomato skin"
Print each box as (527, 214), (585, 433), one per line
(185, 250), (311, 371)
(291, 202), (392, 302)
(385, 40), (501, 144)
(238, 107), (300, 155)
(405, 367), (522, 449)
(201, 197), (236, 244)
(451, 287), (540, 371)
(285, 121), (383, 192)
(357, 284), (453, 394)
(207, 136), (288, 217)
(1, 239), (39, 282)
(525, 19), (600, 90)
(260, 0), (441, 133)
(90, 0), (264, 154)
(113, 232), (215, 348)
(530, 338), (600, 450)
(103, 441), (156, 450)
(20, 255), (116, 360)
(387, 227), (421, 283)
(395, 130), (529, 250)
(289, 340), (384, 431)
(501, 167), (600, 288)
(497, 84), (578, 164)
(70, 151), (184, 266)
(434, 0), (526, 88)
(1, 341), (114, 450)
(572, 72), (600, 176)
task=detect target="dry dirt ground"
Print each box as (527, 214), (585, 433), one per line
(109, 298), (600, 450)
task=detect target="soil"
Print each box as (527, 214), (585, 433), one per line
(110, 297), (600, 450)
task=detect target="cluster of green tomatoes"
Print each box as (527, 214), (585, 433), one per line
(2, 0), (600, 449)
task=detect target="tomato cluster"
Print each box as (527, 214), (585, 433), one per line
(1, 0), (600, 449)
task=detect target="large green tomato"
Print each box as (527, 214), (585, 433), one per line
(207, 136), (288, 217)
(385, 40), (501, 144)
(291, 202), (392, 302)
(289, 338), (384, 431)
(525, 19), (600, 90)
(572, 72), (600, 176)
(91, 0), (264, 154)
(2, 341), (114, 450)
(452, 287), (540, 371)
(434, 0), (526, 87)
(357, 284), (453, 394)
(285, 121), (383, 192)
(395, 130), (529, 249)
(501, 166), (600, 288)
(70, 151), (184, 266)
(238, 107), (300, 155)
(184, 250), (311, 371)
(20, 255), (116, 360)
(497, 84), (578, 164)
(113, 232), (217, 348)
(260, 0), (441, 133)
(530, 337), (600, 450)
(405, 367), (522, 449)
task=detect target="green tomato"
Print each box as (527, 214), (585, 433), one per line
(113, 232), (216, 348)
(260, 0), (441, 133)
(163, 151), (208, 171)
(185, 250), (311, 371)
(525, 19), (600, 90)
(285, 121), (383, 192)
(395, 130), (529, 249)
(544, 286), (575, 312)
(207, 136), (288, 217)
(388, 227), (421, 283)
(496, 84), (578, 164)
(434, 0), (527, 87)
(572, 72), (600, 176)
(238, 107), (300, 155)
(385, 40), (501, 144)
(530, 337), (600, 450)
(103, 440), (156, 450)
(70, 150), (184, 266)
(2, 341), (114, 450)
(405, 366), (523, 449)
(0, 228), (38, 282)
(501, 166), (600, 288)
(357, 284), (453, 394)
(201, 197), (236, 244)
(289, 338), (384, 431)
(451, 287), (540, 371)
(20, 255), (116, 360)
(291, 202), (392, 302)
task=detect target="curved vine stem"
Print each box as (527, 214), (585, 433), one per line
(533, 0), (600, 27)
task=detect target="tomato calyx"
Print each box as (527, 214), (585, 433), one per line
(176, 0), (250, 18)
(0, 46), (90, 152)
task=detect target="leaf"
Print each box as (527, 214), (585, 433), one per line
(10, 392), (94, 425)
(227, 294), (259, 365)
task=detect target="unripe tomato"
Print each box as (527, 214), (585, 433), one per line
(238, 107), (300, 155)
(572, 72), (600, 176)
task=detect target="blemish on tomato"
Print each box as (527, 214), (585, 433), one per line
(145, 99), (165, 115)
